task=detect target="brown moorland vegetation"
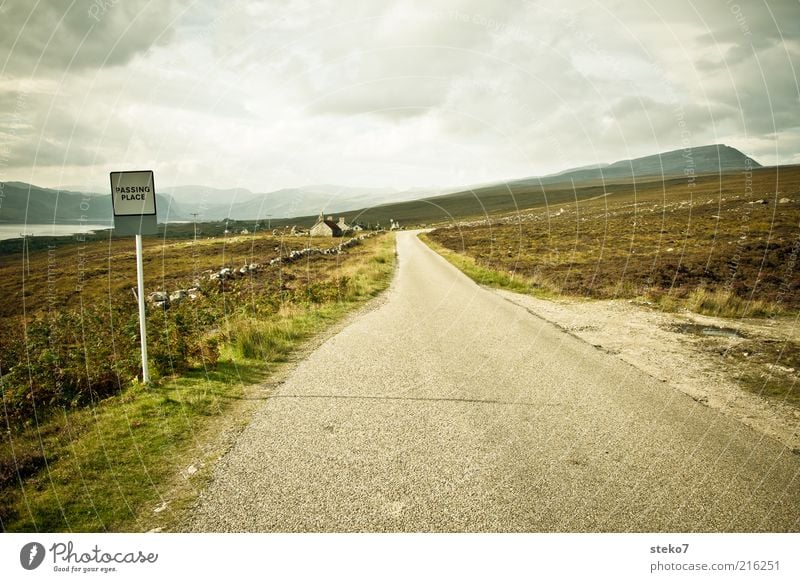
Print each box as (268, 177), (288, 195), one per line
(427, 166), (800, 317)
(426, 167), (800, 414)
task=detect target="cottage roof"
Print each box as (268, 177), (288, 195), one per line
(314, 218), (342, 235)
(323, 220), (341, 232)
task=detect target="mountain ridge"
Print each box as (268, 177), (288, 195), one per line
(315, 144), (766, 227)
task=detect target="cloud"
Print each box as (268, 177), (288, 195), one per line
(281, 2), (524, 119)
(703, 43), (800, 135)
(693, 0), (800, 65)
(0, 0), (188, 76)
(0, 0), (798, 191)
(3, 134), (101, 168)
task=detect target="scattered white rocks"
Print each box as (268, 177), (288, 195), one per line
(264, 232), (380, 267)
(238, 263), (260, 276)
(152, 232), (384, 304)
(169, 289), (188, 305)
(148, 287), (203, 309)
(147, 291), (170, 309)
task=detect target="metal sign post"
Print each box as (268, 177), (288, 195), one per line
(110, 170), (158, 384)
(134, 233), (149, 383)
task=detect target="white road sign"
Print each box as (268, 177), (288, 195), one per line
(108, 169), (159, 383)
(110, 170), (157, 216)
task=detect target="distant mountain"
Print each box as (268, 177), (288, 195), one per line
(163, 185), (256, 207)
(511, 144), (760, 188)
(58, 184), (107, 195)
(0, 182), (190, 224)
(318, 144), (763, 226)
(160, 183), (445, 222)
(0, 180), (440, 225)
(543, 162), (609, 177)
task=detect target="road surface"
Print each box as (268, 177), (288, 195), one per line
(190, 231), (799, 531)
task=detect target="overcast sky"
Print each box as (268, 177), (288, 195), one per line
(1, 0), (798, 193)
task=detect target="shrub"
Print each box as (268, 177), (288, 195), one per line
(0, 300), (139, 426)
(230, 318), (303, 362)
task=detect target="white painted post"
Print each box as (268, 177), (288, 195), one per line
(135, 234), (150, 383)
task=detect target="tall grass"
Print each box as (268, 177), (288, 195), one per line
(685, 287), (776, 318)
(0, 358), (267, 532)
(233, 319), (298, 361)
(230, 238), (396, 362)
(419, 234), (559, 297)
(648, 287), (779, 318)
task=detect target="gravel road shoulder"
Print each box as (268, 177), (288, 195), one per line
(493, 289), (800, 452)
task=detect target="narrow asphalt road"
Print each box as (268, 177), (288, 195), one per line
(190, 231), (799, 532)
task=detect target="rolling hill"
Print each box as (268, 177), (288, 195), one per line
(319, 144), (763, 227)
(522, 143), (759, 186)
(0, 182), (190, 224)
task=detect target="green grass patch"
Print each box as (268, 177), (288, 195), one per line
(0, 357), (265, 532)
(725, 339), (800, 408)
(736, 372), (800, 409)
(230, 308), (343, 363)
(419, 233), (558, 298)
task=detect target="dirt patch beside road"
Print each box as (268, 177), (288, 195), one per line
(493, 289), (800, 452)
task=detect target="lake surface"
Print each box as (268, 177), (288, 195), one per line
(0, 223), (112, 241)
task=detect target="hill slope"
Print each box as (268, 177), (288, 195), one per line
(329, 144), (762, 226)
(514, 143), (760, 187)
(0, 182), (190, 224)
(162, 184), (441, 221)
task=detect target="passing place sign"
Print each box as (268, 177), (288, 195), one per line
(110, 171), (157, 216)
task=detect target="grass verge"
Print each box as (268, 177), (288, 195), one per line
(646, 287), (777, 318)
(419, 233), (558, 298)
(1, 233), (396, 532)
(724, 338), (800, 409)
